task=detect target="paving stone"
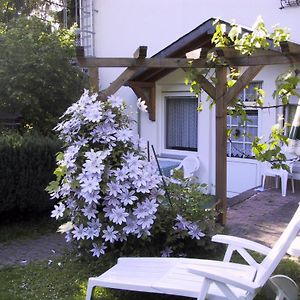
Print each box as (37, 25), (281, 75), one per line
(0, 186), (299, 267)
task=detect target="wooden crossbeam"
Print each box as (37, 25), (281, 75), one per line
(225, 65), (264, 105)
(77, 54), (300, 69)
(97, 46), (149, 100)
(98, 68), (138, 100)
(127, 81), (156, 121)
(133, 46), (148, 59)
(76, 57), (209, 68)
(194, 74), (216, 99)
(226, 54), (300, 66)
(280, 41), (300, 54)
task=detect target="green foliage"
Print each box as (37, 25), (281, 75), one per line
(113, 171), (221, 258)
(0, 0), (47, 24)
(0, 16), (88, 134)
(185, 16), (299, 168)
(0, 132), (61, 217)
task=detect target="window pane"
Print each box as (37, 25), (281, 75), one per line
(245, 82), (262, 102)
(227, 110), (258, 158)
(166, 97), (198, 151)
(231, 143), (244, 158)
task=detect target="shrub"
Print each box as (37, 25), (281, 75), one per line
(0, 16), (88, 134)
(0, 132), (61, 218)
(47, 91), (221, 258)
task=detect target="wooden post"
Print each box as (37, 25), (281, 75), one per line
(215, 66), (228, 225)
(89, 67), (99, 92)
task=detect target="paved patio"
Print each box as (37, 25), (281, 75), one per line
(227, 182), (300, 247)
(0, 182), (299, 268)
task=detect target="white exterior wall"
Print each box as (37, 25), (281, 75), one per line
(91, 0), (300, 196)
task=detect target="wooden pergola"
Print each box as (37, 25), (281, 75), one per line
(76, 18), (300, 225)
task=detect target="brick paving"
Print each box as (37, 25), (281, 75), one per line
(227, 185), (300, 247)
(0, 184), (299, 268)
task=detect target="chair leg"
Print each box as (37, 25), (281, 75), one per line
(86, 282), (95, 300)
(262, 175), (267, 190)
(280, 173), (288, 197)
(291, 177), (295, 194)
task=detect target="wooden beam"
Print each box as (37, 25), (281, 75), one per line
(127, 82), (156, 121)
(226, 54), (300, 66)
(98, 68), (138, 100)
(77, 54), (300, 69)
(195, 74), (216, 99)
(182, 67), (216, 99)
(127, 81), (155, 87)
(225, 65), (264, 105)
(98, 46), (149, 100)
(76, 57), (209, 68)
(133, 46), (148, 59)
(89, 67), (99, 92)
(215, 66), (228, 226)
(280, 41), (300, 54)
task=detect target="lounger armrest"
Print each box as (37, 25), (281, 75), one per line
(212, 234), (271, 255)
(188, 266), (258, 293)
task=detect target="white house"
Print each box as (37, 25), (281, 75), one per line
(76, 0), (300, 197)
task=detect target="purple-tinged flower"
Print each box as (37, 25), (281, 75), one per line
(102, 225), (118, 243)
(51, 203), (65, 220)
(81, 205), (98, 220)
(108, 95), (123, 108)
(109, 207), (129, 225)
(85, 227), (100, 240)
(123, 216), (138, 234)
(161, 247), (173, 257)
(72, 224), (87, 240)
(90, 243), (107, 257)
(120, 190), (138, 206)
(187, 223), (205, 240)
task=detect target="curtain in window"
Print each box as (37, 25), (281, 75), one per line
(166, 97), (198, 151)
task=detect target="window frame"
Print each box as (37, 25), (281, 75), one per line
(158, 90), (200, 157)
(227, 81), (263, 159)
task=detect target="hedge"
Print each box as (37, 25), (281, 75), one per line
(0, 133), (61, 218)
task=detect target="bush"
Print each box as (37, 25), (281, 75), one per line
(0, 132), (61, 218)
(47, 91), (221, 259)
(0, 16), (88, 134)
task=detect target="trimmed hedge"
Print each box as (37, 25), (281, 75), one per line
(0, 133), (61, 218)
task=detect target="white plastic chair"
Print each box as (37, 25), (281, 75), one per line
(261, 150), (298, 197)
(171, 155), (200, 178)
(85, 204), (300, 300)
(266, 275), (299, 300)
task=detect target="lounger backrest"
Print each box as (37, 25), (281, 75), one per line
(254, 204), (300, 286)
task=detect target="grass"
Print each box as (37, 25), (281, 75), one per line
(0, 251), (299, 300)
(0, 254), (191, 300)
(0, 216), (299, 299)
(0, 215), (57, 244)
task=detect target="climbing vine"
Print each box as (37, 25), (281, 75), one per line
(185, 17), (299, 169)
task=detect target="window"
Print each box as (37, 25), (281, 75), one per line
(239, 81), (262, 102)
(227, 110), (258, 158)
(227, 81), (262, 158)
(284, 92), (299, 136)
(165, 96), (198, 151)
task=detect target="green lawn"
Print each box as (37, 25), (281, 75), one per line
(0, 252), (299, 300)
(0, 215), (57, 244)
(0, 254), (190, 300)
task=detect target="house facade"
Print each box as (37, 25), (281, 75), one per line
(77, 0), (300, 197)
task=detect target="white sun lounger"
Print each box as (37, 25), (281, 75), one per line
(86, 204), (300, 300)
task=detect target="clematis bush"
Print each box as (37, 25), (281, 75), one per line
(47, 90), (220, 258)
